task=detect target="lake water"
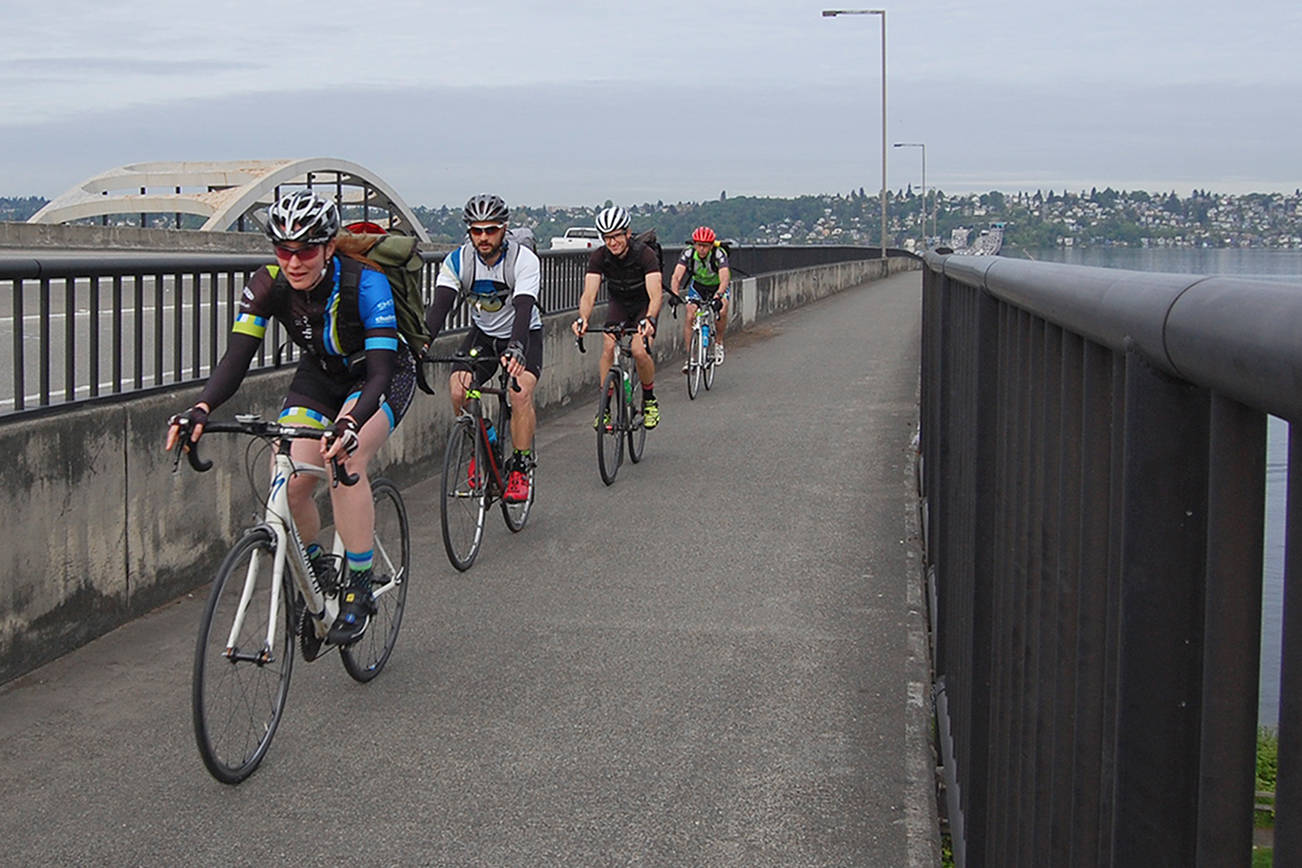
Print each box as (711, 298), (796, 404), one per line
(1011, 247), (1300, 727)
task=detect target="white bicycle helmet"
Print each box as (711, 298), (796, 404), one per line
(463, 193), (510, 225)
(594, 205), (630, 234)
(265, 191), (340, 244)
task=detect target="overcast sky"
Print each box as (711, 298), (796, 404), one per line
(3, 0), (1298, 208)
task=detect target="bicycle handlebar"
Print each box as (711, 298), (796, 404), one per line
(574, 322), (650, 355)
(421, 351), (522, 393)
(169, 417), (358, 486)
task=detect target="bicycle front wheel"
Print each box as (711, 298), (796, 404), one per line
(441, 417), (487, 571)
(341, 478), (410, 682)
(686, 329), (702, 400)
(627, 382), (647, 463)
(192, 527), (294, 785)
(597, 370), (623, 485)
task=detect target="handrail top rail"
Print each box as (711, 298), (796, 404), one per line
(925, 251), (1302, 422)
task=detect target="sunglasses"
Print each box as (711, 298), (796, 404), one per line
(468, 224), (504, 237)
(273, 243), (324, 262)
(602, 231), (628, 243)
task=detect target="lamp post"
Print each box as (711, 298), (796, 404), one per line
(822, 8), (887, 259)
(894, 141), (926, 249)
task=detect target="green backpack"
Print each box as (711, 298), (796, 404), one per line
(341, 231), (436, 393)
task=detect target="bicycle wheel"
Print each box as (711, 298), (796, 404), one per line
(627, 378), (647, 463)
(441, 417), (487, 571)
(686, 329), (702, 400)
(341, 478), (410, 682)
(597, 370), (623, 485)
(499, 411), (536, 533)
(192, 527), (294, 785)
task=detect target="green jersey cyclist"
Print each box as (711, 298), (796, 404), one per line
(669, 224), (731, 373)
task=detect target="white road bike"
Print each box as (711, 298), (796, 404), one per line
(171, 414), (410, 784)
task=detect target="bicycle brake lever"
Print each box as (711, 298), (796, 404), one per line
(331, 457), (359, 487)
(576, 336), (587, 354)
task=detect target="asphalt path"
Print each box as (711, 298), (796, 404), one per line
(0, 270), (936, 866)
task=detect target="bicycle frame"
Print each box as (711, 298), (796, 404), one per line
(245, 443), (337, 657)
(183, 418), (400, 659)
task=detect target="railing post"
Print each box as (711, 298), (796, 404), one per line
(1111, 349), (1210, 865)
(1275, 424), (1302, 863)
(1196, 394), (1265, 864)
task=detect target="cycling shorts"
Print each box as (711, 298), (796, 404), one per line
(686, 282), (726, 304)
(278, 350), (415, 431)
(452, 326), (544, 383)
(604, 297), (650, 329)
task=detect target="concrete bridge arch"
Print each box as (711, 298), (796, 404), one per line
(27, 157), (430, 242)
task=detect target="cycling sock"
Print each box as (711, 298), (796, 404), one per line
(305, 542), (323, 559)
(643, 384), (655, 400)
(346, 549), (373, 575)
(513, 448), (531, 458)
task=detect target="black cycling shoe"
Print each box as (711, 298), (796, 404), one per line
(327, 571), (377, 646)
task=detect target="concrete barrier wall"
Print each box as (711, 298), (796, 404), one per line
(0, 255), (917, 683)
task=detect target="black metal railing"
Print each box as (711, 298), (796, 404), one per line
(920, 252), (1299, 866)
(0, 243), (892, 419)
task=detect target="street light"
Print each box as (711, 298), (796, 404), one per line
(894, 142), (927, 249)
(822, 8), (887, 259)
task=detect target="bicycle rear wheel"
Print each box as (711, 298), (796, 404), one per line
(441, 417), (487, 571)
(597, 371), (623, 485)
(192, 527), (293, 785)
(686, 330), (702, 400)
(627, 381), (647, 463)
(341, 478), (410, 682)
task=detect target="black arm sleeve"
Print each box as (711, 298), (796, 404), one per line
(424, 285), (460, 343)
(510, 295), (536, 346)
(347, 347), (396, 427)
(197, 332), (260, 410)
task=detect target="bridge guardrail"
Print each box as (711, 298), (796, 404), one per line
(920, 251), (1297, 866)
(0, 244), (895, 420)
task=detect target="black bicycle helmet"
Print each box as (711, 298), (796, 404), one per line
(265, 191), (340, 244)
(463, 193), (509, 225)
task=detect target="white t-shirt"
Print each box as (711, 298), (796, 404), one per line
(435, 241), (543, 339)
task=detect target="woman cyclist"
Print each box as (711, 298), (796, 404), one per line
(164, 190), (416, 646)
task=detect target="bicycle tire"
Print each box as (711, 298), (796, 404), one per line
(627, 378), (647, 463)
(192, 527), (294, 785)
(686, 329), (702, 400)
(441, 416), (487, 571)
(597, 370), (623, 485)
(341, 478), (410, 682)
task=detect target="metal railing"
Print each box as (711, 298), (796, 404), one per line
(920, 251), (1300, 866)
(0, 243), (892, 419)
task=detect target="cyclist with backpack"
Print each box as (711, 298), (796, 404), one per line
(423, 193), (542, 504)
(570, 205), (665, 429)
(164, 190), (414, 646)
(670, 225), (732, 373)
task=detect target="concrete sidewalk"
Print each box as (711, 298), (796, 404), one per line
(0, 270), (937, 866)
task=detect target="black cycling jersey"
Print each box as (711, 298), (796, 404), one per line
(198, 256), (400, 428)
(586, 238), (661, 308)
